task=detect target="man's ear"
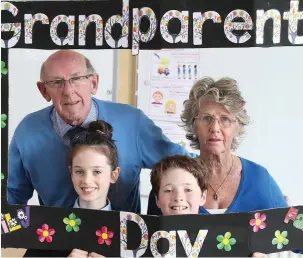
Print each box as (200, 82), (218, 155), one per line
(37, 82), (51, 102)
(199, 190), (207, 206)
(110, 167), (120, 184)
(90, 73), (99, 95)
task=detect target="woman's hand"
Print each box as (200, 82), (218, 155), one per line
(68, 249), (89, 258)
(88, 252), (105, 257)
(252, 252), (268, 257)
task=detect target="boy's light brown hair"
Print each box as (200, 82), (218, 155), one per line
(150, 155), (209, 197)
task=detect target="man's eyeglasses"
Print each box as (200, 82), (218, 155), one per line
(43, 74), (93, 89)
(195, 114), (237, 128)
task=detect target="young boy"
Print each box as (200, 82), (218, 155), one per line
(150, 155), (268, 258)
(150, 155), (209, 216)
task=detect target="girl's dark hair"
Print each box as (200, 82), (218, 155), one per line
(68, 120), (118, 170)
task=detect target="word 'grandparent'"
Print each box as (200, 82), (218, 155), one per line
(1, 0), (303, 55)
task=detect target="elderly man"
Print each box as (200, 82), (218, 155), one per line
(8, 49), (192, 213)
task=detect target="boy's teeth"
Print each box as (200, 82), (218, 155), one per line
(171, 206), (187, 210)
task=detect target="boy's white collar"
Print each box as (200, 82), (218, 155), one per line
(73, 198), (112, 211)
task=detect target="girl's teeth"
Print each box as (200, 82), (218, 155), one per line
(83, 188), (95, 192)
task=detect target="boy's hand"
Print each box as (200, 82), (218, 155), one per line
(68, 249), (89, 257)
(252, 252), (267, 257)
(88, 252), (105, 257)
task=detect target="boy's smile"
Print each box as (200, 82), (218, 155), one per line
(156, 168), (207, 216)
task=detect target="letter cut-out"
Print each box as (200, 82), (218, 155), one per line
(178, 230), (208, 257)
(120, 212), (148, 257)
(24, 13), (49, 44)
(78, 14), (103, 46)
(224, 9), (253, 44)
(1, 2), (22, 48)
(283, 0), (303, 44)
(150, 230), (176, 257)
(105, 0), (129, 48)
(132, 7), (157, 55)
(50, 15), (75, 46)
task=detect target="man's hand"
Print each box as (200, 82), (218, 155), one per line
(68, 249), (89, 258)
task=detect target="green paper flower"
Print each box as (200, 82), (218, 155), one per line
(1, 61), (8, 77)
(1, 173), (4, 180)
(217, 232), (236, 251)
(293, 214), (303, 230)
(272, 230), (289, 250)
(1, 114), (7, 128)
(63, 213), (81, 232)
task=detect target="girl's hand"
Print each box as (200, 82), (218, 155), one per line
(68, 249), (89, 258)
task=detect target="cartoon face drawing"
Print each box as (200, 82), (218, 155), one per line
(165, 101), (176, 114)
(152, 91), (163, 104)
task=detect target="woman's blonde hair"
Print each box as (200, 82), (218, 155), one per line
(181, 77), (251, 151)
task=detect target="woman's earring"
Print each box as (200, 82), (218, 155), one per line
(192, 134), (197, 140)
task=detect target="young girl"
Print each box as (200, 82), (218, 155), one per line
(24, 120), (119, 258)
(69, 120), (120, 211)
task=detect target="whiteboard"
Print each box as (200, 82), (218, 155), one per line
(137, 47), (303, 206)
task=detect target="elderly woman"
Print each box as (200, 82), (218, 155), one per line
(147, 77), (300, 256)
(181, 76), (289, 213)
(148, 76), (288, 214)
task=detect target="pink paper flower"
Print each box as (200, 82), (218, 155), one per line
(36, 224), (55, 243)
(250, 213), (266, 232)
(96, 226), (114, 245)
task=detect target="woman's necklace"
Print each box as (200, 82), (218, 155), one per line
(209, 156), (234, 201)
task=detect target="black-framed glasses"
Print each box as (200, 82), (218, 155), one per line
(43, 74), (93, 89)
(195, 114), (237, 128)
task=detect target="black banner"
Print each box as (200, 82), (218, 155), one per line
(1, 0), (303, 55)
(2, 199), (303, 257)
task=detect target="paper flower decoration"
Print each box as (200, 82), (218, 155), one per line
(217, 232), (236, 251)
(294, 215), (303, 230)
(1, 61), (8, 77)
(63, 213), (81, 232)
(36, 224), (55, 243)
(272, 230), (289, 250)
(96, 226), (114, 245)
(249, 212), (266, 232)
(1, 114), (7, 128)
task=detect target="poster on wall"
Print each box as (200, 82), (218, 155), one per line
(147, 49), (201, 121)
(150, 49), (200, 87)
(148, 87), (191, 121)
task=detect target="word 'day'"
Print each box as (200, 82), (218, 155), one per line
(120, 212), (208, 257)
